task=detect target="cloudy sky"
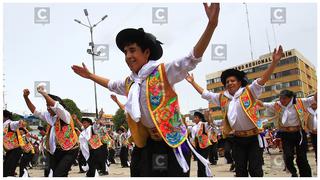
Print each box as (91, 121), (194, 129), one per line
(3, 2), (317, 116)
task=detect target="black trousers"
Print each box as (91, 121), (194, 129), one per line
(120, 146), (129, 167)
(44, 150), (50, 177)
(86, 145), (105, 177)
(108, 148), (116, 164)
(3, 147), (22, 177)
(310, 133), (317, 162)
(130, 146), (142, 177)
(281, 131), (311, 177)
(19, 152), (34, 177)
(224, 136), (234, 164)
(97, 144), (109, 172)
(195, 145), (210, 177)
(209, 142), (218, 164)
(78, 150), (86, 172)
(48, 148), (79, 177)
(138, 139), (191, 177)
(232, 135), (263, 177)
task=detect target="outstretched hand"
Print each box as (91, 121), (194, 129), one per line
(185, 73), (195, 83)
(203, 3), (220, 27)
(110, 94), (118, 102)
(272, 45), (284, 64)
(71, 63), (92, 79)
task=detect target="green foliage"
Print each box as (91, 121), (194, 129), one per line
(112, 108), (127, 131)
(62, 98), (82, 120)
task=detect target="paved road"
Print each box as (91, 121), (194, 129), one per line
(23, 149), (317, 177)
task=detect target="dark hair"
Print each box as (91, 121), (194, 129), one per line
(220, 69), (248, 87)
(81, 118), (93, 125)
(194, 111), (206, 122)
(279, 90), (297, 104)
(48, 94), (68, 111)
(19, 127), (27, 134)
(3, 110), (12, 119)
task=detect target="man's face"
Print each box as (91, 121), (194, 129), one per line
(193, 116), (200, 124)
(82, 121), (90, 129)
(124, 43), (150, 74)
(279, 96), (292, 106)
(225, 76), (242, 95)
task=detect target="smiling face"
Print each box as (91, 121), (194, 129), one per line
(225, 76), (242, 95)
(279, 96), (292, 106)
(124, 43), (150, 74)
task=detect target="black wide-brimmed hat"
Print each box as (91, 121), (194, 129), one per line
(279, 90), (295, 98)
(194, 111), (206, 122)
(116, 28), (163, 60)
(81, 118), (93, 125)
(220, 68), (248, 87)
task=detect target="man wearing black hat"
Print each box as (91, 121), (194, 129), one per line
(190, 111), (212, 177)
(79, 117), (109, 177)
(23, 87), (79, 177)
(185, 46), (284, 176)
(262, 90), (317, 177)
(72, 3), (219, 177)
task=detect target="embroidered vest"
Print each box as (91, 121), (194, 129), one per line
(124, 63), (187, 148)
(21, 135), (34, 153)
(220, 86), (263, 136)
(88, 127), (103, 149)
(196, 123), (212, 149)
(3, 123), (24, 151)
(210, 131), (218, 143)
(98, 126), (111, 145)
(46, 117), (78, 151)
(274, 98), (306, 128)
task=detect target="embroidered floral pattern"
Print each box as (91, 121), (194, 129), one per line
(3, 127), (19, 151)
(89, 134), (103, 149)
(55, 119), (77, 150)
(148, 65), (186, 147)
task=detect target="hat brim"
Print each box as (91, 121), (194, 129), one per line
(116, 28), (163, 60)
(221, 69), (247, 86)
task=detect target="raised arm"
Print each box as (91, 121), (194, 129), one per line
(258, 45), (284, 86)
(193, 3), (220, 58)
(72, 62), (110, 88)
(111, 94), (125, 110)
(23, 89), (36, 113)
(185, 73), (205, 95)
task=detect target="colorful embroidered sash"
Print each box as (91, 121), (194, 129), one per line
(196, 123), (212, 149)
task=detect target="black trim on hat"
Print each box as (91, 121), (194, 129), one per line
(220, 68), (248, 87)
(116, 28), (163, 60)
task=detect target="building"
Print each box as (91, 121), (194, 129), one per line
(205, 49), (317, 120)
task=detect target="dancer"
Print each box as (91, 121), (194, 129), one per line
(72, 3), (220, 177)
(185, 45), (284, 176)
(23, 88), (79, 177)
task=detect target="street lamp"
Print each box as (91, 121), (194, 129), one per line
(74, 9), (108, 119)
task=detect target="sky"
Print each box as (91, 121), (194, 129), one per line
(3, 2), (318, 116)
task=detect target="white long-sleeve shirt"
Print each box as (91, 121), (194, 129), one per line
(33, 101), (71, 154)
(107, 50), (201, 128)
(79, 124), (100, 161)
(201, 79), (264, 131)
(191, 121), (211, 142)
(263, 97), (316, 127)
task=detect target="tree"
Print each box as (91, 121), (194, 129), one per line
(112, 108), (127, 131)
(63, 98), (82, 121)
